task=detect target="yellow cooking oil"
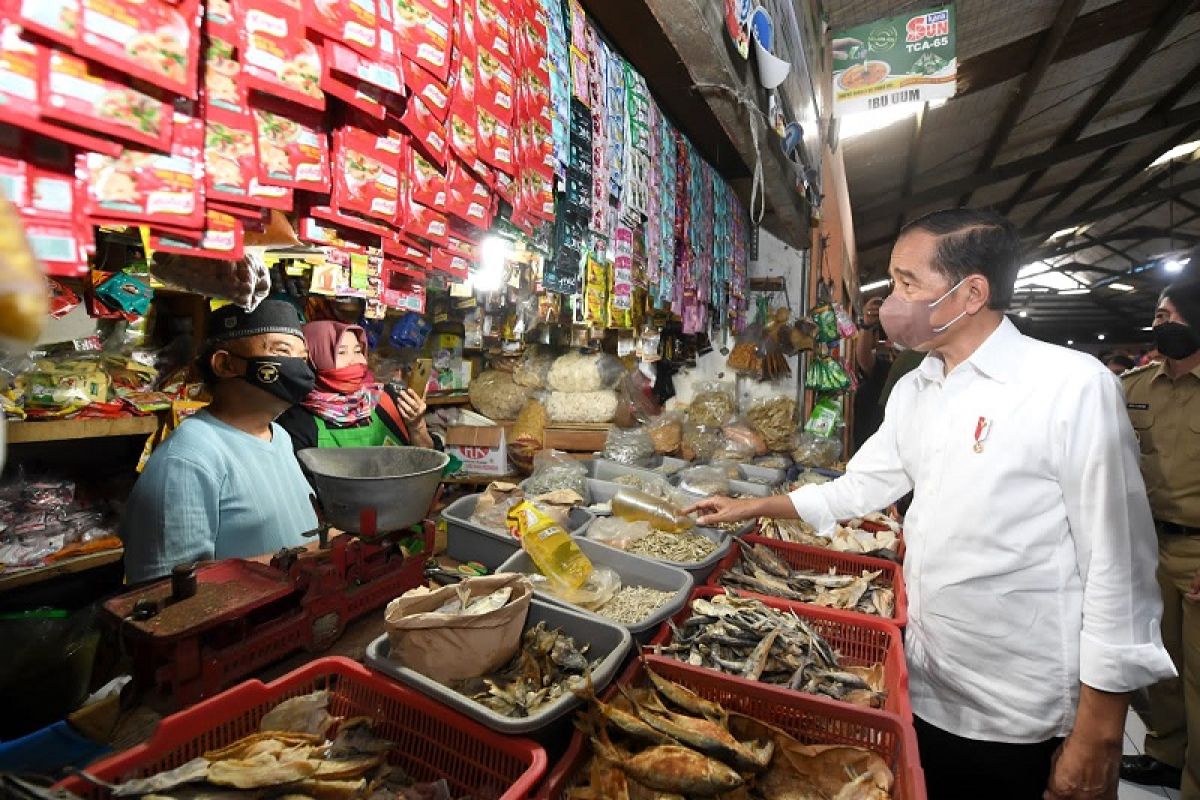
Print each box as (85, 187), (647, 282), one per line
(507, 500), (594, 590)
(610, 488), (695, 533)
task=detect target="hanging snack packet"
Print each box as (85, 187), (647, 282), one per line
(78, 113), (204, 228)
(410, 149), (447, 211)
(252, 98), (330, 193)
(444, 158), (491, 230)
(40, 49), (172, 152)
(476, 48), (514, 125)
(403, 198), (449, 248)
(400, 96), (448, 168)
(16, 0), (78, 50)
(403, 61), (450, 122)
(204, 104), (260, 205)
(304, 0), (379, 59)
(150, 208), (244, 260)
(241, 0), (324, 110)
(75, 0), (202, 98)
(393, 0), (452, 82)
(332, 125), (402, 224)
(476, 107), (514, 175)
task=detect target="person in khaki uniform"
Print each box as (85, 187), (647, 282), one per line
(1121, 278), (1200, 796)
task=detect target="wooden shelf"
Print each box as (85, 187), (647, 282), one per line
(0, 548), (124, 592)
(425, 393), (470, 407)
(5, 416), (159, 444)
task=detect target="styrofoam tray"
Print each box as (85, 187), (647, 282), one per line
(365, 598), (632, 734)
(441, 493), (594, 570)
(496, 536), (693, 643)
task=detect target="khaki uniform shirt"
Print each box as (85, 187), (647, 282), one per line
(1122, 361), (1200, 527)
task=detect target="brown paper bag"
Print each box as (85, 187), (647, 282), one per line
(383, 574), (532, 682)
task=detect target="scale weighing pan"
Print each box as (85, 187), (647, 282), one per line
(298, 447), (449, 534)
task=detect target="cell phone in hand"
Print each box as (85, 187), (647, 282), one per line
(407, 358), (432, 398)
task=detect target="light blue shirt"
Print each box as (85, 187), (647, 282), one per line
(121, 410), (318, 583)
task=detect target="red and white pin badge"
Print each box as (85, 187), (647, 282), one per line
(973, 416), (992, 453)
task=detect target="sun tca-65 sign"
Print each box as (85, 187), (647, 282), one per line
(833, 6), (957, 116)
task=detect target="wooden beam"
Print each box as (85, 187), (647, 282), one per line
(959, 0), (1085, 207)
(1028, 176), (1200, 238)
(999, 0), (1198, 213)
(1071, 121), (1200, 216)
(857, 100), (1200, 220)
(1027, 61), (1200, 221)
(955, 1), (1190, 98)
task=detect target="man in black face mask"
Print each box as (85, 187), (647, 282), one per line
(1120, 277), (1200, 795)
(120, 299), (320, 583)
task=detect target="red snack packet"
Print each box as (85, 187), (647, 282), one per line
(16, 0), (78, 50)
(309, 202), (393, 238)
(409, 148), (446, 211)
(204, 103), (260, 204)
(26, 137), (77, 220)
(476, 47), (514, 126)
(476, 106), (513, 175)
(402, 61), (450, 122)
(304, 0), (379, 59)
(475, 0), (512, 58)
(399, 96), (447, 168)
(203, 29), (249, 116)
(208, 200), (267, 223)
(75, 0), (202, 98)
(78, 112), (204, 227)
(24, 215), (90, 277)
(332, 124), (402, 223)
(241, 0), (324, 110)
(393, 0), (451, 82)
(251, 98), (330, 193)
(384, 235), (431, 269)
(444, 157), (491, 230)
(150, 208), (245, 259)
(325, 38), (403, 96)
(403, 198), (448, 247)
(431, 246), (469, 279)
(40, 47), (173, 152)
(249, 177), (294, 210)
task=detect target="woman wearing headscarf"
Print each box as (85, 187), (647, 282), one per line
(277, 320), (436, 451)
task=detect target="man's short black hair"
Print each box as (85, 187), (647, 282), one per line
(1105, 354), (1135, 371)
(899, 208), (1021, 310)
(1162, 277), (1200, 330)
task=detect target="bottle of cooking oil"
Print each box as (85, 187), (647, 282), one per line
(507, 501), (594, 590)
(611, 489), (695, 533)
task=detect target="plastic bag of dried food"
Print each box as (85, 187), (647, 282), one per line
(718, 417), (768, 461)
(527, 566), (621, 609)
(468, 370), (527, 420)
(687, 381), (737, 427)
(509, 397), (548, 473)
(150, 251), (270, 311)
(747, 395), (799, 452)
(546, 390), (618, 423)
(513, 346), (557, 389)
(604, 426), (655, 466)
(470, 482), (525, 532)
(680, 423), (720, 462)
(646, 411), (683, 454)
(547, 351), (626, 393)
(676, 465), (732, 497)
(586, 516), (654, 549)
(792, 431), (843, 469)
(524, 450), (590, 502)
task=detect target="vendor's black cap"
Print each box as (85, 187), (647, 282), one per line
(207, 299), (306, 344)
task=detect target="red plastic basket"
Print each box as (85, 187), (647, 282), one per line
(537, 657), (925, 800)
(706, 535), (909, 627)
(647, 585), (911, 721)
(56, 658), (547, 800)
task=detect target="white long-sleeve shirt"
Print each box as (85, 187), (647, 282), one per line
(790, 317), (1175, 743)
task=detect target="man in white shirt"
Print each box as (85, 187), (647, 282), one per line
(688, 208), (1175, 799)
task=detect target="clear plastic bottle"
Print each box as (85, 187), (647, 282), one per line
(507, 501), (594, 590)
(611, 489), (695, 533)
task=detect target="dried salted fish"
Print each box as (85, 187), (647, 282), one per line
(570, 668), (892, 799)
(628, 530), (717, 563)
(593, 586), (675, 625)
(652, 593), (887, 710)
(111, 758), (211, 796)
(435, 585), (514, 616)
(258, 692), (337, 737)
(720, 542), (896, 618)
(450, 622), (599, 718)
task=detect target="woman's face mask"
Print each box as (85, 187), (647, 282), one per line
(879, 276), (970, 350)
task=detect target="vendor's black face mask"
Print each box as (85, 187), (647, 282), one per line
(231, 354), (316, 404)
(1153, 321), (1200, 361)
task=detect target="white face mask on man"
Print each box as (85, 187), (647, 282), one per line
(878, 277), (970, 350)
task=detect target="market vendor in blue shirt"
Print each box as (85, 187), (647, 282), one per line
(121, 300), (319, 583)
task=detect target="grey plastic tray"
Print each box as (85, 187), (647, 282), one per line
(583, 458), (667, 484)
(365, 598), (632, 734)
(738, 462), (786, 487)
(496, 536), (693, 643)
(594, 456), (781, 491)
(672, 473), (771, 499)
(441, 493), (595, 570)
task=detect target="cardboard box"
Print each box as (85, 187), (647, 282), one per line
(543, 425), (607, 453)
(444, 424), (511, 476)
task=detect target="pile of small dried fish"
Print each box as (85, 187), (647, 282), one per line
(90, 691), (463, 800)
(628, 529), (718, 563)
(612, 473), (672, 499)
(760, 513), (902, 561)
(652, 592), (887, 708)
(593, 585), (676, 625)
(567, 667), (893, 799)
(720, 542), (896, 618)
(791, 471), (834, 487)
(451, 622), (598, 718)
